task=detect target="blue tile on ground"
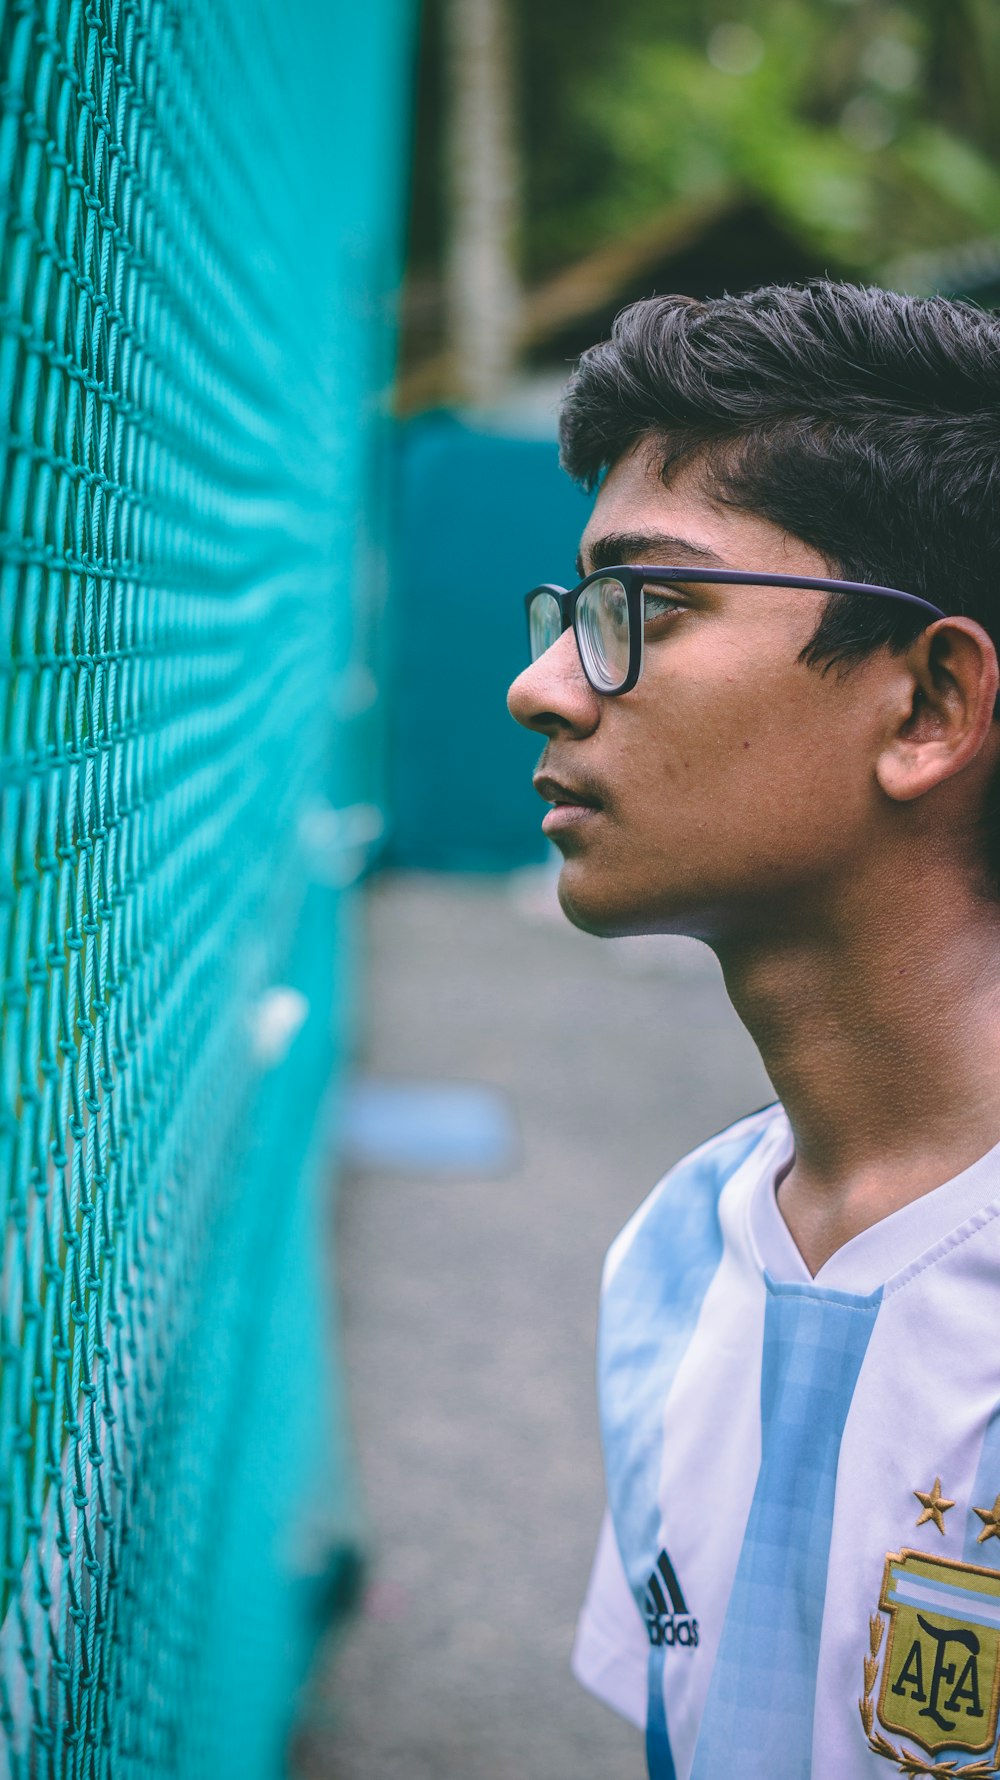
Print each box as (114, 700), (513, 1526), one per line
(341, 1079), (518, 1176)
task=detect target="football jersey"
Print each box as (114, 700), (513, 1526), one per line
(572, 1103), (1000, 1779)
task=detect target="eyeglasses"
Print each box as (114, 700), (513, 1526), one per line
(523, 565), (946, 696)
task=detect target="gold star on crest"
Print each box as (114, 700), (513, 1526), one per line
(913, 1476), (955, 1535)
(974, 1493), (1000, 1544)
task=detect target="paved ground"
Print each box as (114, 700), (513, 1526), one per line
(292, 870), (771, 1780)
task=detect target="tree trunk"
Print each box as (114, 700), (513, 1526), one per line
(443, 0), (522, 404)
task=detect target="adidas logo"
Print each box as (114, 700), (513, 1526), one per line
(644, 1548), (699, 1650)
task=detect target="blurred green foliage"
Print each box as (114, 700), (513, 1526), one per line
(409, 0), (1000, 293)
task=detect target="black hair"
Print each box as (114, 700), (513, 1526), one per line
(559, 281), (1000, 887)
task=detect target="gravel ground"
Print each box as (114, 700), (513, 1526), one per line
(291, 869), (771, 1780)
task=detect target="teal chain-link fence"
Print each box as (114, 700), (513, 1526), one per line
(0, 1), (412, 1772)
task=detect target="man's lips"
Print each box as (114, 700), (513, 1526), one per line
(533, 773), (604, 835)
(532, 773), (603, 810)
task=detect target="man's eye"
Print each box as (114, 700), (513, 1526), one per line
(642, 590), (686, 624)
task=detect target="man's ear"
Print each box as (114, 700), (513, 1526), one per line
(875, 617), (1000, 804)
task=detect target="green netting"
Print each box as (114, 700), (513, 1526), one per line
(0, 0), (412, 1773)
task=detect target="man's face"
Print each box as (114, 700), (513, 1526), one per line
(507, 441), (901, 940)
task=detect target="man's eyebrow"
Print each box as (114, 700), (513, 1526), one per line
(575, 533), (728, 577)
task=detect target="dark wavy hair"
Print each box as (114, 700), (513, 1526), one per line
(559, 282), (1000, 886)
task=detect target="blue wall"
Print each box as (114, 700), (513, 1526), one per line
(387, 415), (594, 871)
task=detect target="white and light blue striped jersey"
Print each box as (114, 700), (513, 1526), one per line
(572, 1103), (1000, 1779)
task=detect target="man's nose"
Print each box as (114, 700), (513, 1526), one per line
(506, 627), (602, 738)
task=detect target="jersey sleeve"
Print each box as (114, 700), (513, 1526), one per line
(571, 1509), (649, 1729)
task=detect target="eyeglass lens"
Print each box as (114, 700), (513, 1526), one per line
(577, 576), (631, 691)
(528, 589), (563, 663)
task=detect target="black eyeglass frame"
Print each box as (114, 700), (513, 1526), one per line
(523, 565), (948, 697)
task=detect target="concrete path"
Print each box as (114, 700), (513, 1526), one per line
(293, 870), (771, 1780)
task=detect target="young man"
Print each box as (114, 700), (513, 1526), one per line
(507, 283), (1000, 1779)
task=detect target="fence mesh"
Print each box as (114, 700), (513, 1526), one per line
(0, 0), (411, 1772)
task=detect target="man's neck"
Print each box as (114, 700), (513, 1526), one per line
(714, 875), (1000, 1276)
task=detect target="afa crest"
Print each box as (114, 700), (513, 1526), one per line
(861, 1550), (1000, 1776)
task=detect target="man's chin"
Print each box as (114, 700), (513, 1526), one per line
(556, 870), (665, 939)
(554, 861), (723, 941)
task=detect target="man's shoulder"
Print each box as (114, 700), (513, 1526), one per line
(602, 1101), (781, 1293)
